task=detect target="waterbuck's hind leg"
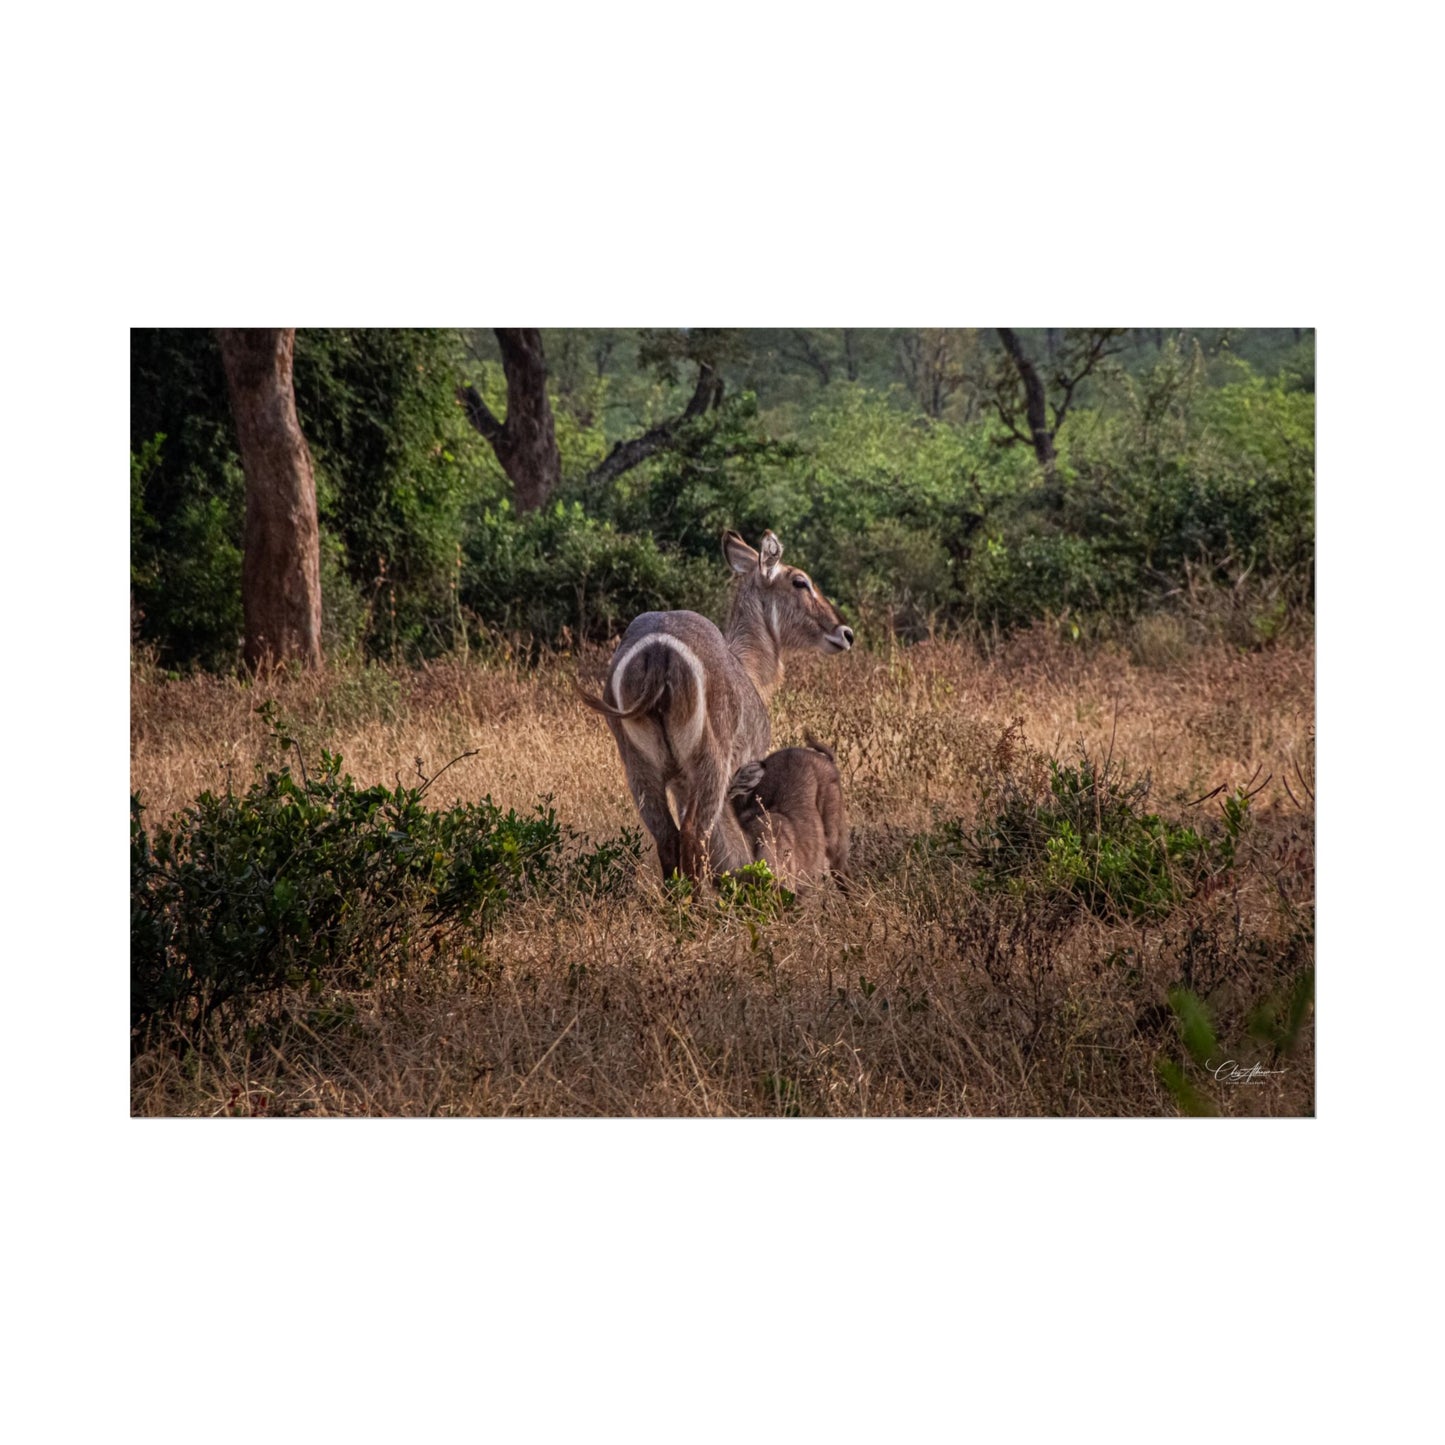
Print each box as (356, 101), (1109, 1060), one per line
(620, 750), (681, 882)
(678, 746), (730, 882)
(638, 788), (682, 881)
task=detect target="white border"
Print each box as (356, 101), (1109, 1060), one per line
(6, 2), (1437, 1439)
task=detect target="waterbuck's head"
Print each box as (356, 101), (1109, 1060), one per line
(722, 529), (854, 658)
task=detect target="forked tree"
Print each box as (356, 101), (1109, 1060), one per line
(991, 327), (1128, 489)
(456, 327), (733, 511)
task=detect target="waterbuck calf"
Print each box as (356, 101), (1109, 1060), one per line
(727, 737), (850, 889)
(579, 529), (853, 882)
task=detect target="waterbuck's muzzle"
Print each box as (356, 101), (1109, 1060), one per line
(827, 625), (855, 651)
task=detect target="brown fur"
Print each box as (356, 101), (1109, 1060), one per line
(578, 530), (853, 882)
(727, 734), (850, 889)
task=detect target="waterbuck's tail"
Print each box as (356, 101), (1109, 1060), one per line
(803, 732), (837, 763)
(574, 655), (669, 721)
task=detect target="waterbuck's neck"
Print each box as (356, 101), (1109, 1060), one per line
(725, 589), (784, 700)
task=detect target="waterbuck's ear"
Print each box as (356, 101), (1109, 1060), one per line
(729, 760), (766, 800)
(723, 530), (758, 575)
(758, 530), (783, 581)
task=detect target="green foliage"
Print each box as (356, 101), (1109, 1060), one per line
(966, 747), (1247, 921)
(133, 328), (1314, 670)
(293, 328), (494, 659)
(130, 330), (249, 669)
(784, 386), (1021, 635)
(697, 348), (1310, 642)
(134, 487), (244, 670)
(663, 872), (695, 905)
(1047, 346), (1316, 617)
(463, 499), (723, 646)
(129, 432), (166, 590)
(636, 327), (748, 386)
(715, 859), (796, 920)
(131, 328), (496, 668)
(1246, 966), (1315, 1059)
(597, 392), (806, 558)
(130, 724), (562, 1044)
(1167, 986), (1220, 1068)
(1154, 1056), (1220, 1117)
(568, 826), (644, 896)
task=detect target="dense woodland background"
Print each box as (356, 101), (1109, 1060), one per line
(130, 327), (1314, 669)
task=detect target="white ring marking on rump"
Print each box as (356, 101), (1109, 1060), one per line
(608, 633), (708, 758)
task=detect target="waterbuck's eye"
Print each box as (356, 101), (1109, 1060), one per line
(792, 575), (810, 590)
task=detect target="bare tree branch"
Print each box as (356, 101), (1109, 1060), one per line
(583, 359), (724, 490)
(1050, 329), (1127, 432)
(455, 383), (503, 444)
(457, 328), (732, 498)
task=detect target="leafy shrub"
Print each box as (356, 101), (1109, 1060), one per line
(567, 826), (645, 896)
(716, 859), (796, 920)
(463, 500), (723, 647)
(965, 743), (1246, 921)
(131, 735), (562, 1045)
(596, 392), (806, 555)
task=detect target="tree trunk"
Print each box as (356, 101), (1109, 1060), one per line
(456, 328), (561, 511)
(996, 328), (1057, 472)
(217, 328), (323, 672)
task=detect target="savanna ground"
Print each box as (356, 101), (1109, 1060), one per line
(131, 626), (1314, 1116)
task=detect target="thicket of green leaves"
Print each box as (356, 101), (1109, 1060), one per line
(130, 714), (643, 1047)
(131, 329), (1314, 669)
(132, 328), (497, 668)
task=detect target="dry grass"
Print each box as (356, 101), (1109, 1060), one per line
(130, 631), (1315, 1117)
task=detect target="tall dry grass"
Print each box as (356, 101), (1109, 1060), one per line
(130, 630), (1314, 1117)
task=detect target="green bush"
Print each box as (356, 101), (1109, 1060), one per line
(964, 747), (1247, 921)
(567, 826), (645, 896)
(716, 859), (796, 920)
(130, 732), (563, 1045)
(463, 499), (724, 646)
(1056, 347), (1315, 616)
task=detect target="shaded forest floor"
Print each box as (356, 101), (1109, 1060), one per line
(130, 631), (1315, 1116)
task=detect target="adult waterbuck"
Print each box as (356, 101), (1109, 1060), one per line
(578, 529), (853, 882)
